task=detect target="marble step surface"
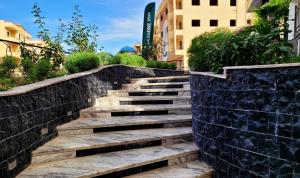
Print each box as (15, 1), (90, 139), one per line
(32, 127), (193, 164)
(108, 88), (191, 97)
(123, 82), (190, 90)
(80, 104), (192, 118)
(125, 161), (213, 178)
(131, 76), (189, 84)
(58, 115), (192, 135)
(17, 143), (198, 178)
(95, 96), (191, 107)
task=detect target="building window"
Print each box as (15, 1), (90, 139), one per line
(161, 15), (163, 21)
(6, 31), (10, 37)
(179, 22), (182, 29)
(192, 0), (200, 6)
(178, 2), (182, 9)
(161, 32), (163, 37)
(247, 19), (252, 25)
(230, 20), (236, 26)
(210, 0), (218, 6)
(192, 20), (201, 27)
(210, 20), (218, 26)
(166, 8), (168, 15)
(179, 41), (183, 49)
(230, 0), (236, 6)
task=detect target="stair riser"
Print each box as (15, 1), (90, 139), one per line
(123, 84), (190, 90)
(97, 153), (198, 178)
(131, 78), (189, 84)
(80, 108), (192, 118)
(93, 151), (199, 178)
(58, 121), (192, 136)
(108, 91), (191, 97)
(95, 98), (191, 107)
(31, 134), (193, 164)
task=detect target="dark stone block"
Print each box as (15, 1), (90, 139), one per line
(293, 116), (300, 139)
(217, 108), (232, 127)
(280, 138), (300, 163)
(276, 68), (300, 92)
(270, 158), (295, 177)
(279, 91), (300, 115)
(231, 109), (249, 130)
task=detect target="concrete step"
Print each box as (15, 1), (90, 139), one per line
(31, 127), (193, 164)
(80, 104), (192, 118)
(125, 161), (213, 178)
(123, 82), (190, 90)
(17, 143), (198, 178)
(95, 96), (191, 107)
(131, 76), (189, 84)
(58, 115), (192, 136)
(108, 88), (191, 97)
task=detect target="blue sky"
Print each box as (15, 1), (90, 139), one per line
(0, 0), (161, 54)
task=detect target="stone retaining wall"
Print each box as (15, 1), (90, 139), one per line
(0, 65), (183, 177)
(190, 64), (300, 178)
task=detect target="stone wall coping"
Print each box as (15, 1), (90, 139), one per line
(223, 63), (300, 70)
(0, 65), (180, 97)
(190, 63), (300, 79)
(189, 71), (227, 79)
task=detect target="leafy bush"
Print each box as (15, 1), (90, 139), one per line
(146, 60), (177, 70)
(65, 52), (100, 74)
(98, 52), (113, 65)
(109, 53), (147, 67)
(188, 27), (293, 73)
(188, 28), (233, 72)
(29, 59), (52, 81)
(20, 57), (34, 77)
(0, 56), (19, 77)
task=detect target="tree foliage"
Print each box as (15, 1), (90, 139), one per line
(65, 5), (99, 53)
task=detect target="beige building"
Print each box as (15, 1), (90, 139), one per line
(154, 0), (257, 70)
(0, 20), (44, 59)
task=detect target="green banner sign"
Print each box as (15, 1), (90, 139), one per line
(142, 2), (155, 58)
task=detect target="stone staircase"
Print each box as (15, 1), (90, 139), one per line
(17, 76), (213, 178)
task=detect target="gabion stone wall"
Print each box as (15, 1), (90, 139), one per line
(0, 65), (183, 178)
(190, 65), (300, 178)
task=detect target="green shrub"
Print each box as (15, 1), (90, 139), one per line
(146, 60), (177, 70)
(98, 52), (113, 65)
(29, 59), (52, 81)
(0, 56), (19, 77)
(188, 27), (293, 73)
(0, 76), (26, 91)
(109, 53), (147, 67)
(188, 28), (233, 73)
(20, 57), (34, 77)
(65, 52), (100, 74)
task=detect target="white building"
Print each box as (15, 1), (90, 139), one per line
(288, 0), (300, 54)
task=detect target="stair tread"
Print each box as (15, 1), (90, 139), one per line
(125, 161), (213, 178)
(125, 82), (189, 86)
(18, 143), (198, 178)
(112, 88), (190, 92)
(131, 76), (189, 81)
(33, 127), (193, 155)
(59, 115), (192, 130)
(117, 95), (191, 100)
(82, 104), (191, 112)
